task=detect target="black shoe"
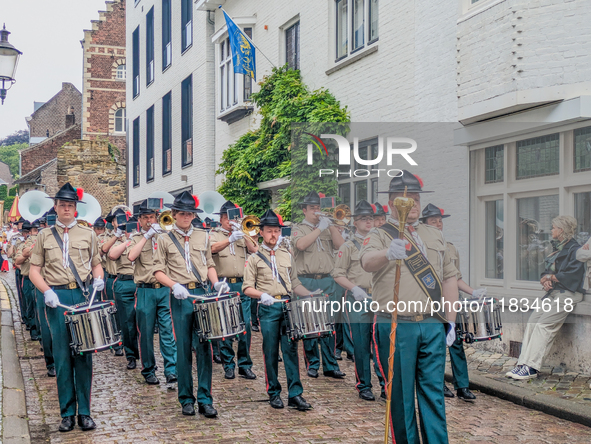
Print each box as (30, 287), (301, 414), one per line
(225, 368), (235, 379)
(31, 335), (40, 341)
(443, 384), (455, 398)
(251, 324), (260, 332)
(115, 349), (124, 357)
(77, 415), (96, 431)
(126, 358), (136, 370)
(323, 370), (346, 379)
(47, 367), (56, 377)
(166, 374), (178, 384)
(288, 395), (311, 411)
(457, 387), (476, 402)
(269, 396), (284, 409)
(213, 355), (222, 364)
(198, 404), (218, 418)
(58, 416), (75, 432)
(182, 404), (195, 416)
(335, 350), (343, 361)
(278, 355), (282, 362)
(359, 389), (375, 401)
(346, 353), (355, 363)
(307, 368), (318, 378)
(239, 368), (256, 380)
(145, 374), (160, 385)
(380, 392), (386, 400)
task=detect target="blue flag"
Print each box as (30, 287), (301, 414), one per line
(222, 10), (256, 80)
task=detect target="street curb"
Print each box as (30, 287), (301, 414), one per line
(1, 279), (31, 444)
(445, 370), (591, 428)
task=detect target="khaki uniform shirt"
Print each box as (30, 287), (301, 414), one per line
(11, 236), (24, 268)
(243, 246), (301, 296)
(332, 235), (373, 289)
(292, 222), (335, 275)
(209, 228), (247, 278)
(15, 235), (36, 277)
(114, 237), (135, 275)
(446, 242), (463, 280)
(129, 232), (159, 284)
(30, 224), (101, 287)
(359, 222), (457, 315)
(153, 229), (215, 285)
(100, 235), (118, 276)
(97, 232), (109, 269)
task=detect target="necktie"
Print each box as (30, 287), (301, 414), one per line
(173, 225), (194, 274)
(56, 220), (77, 269)
(261, 243), (280, 281)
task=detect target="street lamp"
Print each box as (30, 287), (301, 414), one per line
(0, 24), (22, 105)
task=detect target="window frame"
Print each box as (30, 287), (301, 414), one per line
(334, 0), (378, 63)
(181, 0), (193, 53)
(146, 7), (155, 87)
(132, 26), (140, 98)
(181, 75), (193, 168)
(162, 91), (172, 176)
(114, 108), (126, 134)
(162, 0), (172, 71)
(146, 105), (155, 182)
(285, 21), (300, 70)
(132, 117), (140, 187)
(115, 64), (126, 80)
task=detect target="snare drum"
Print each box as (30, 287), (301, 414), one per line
(456, 297), (503, 344)
(283, 293), (334, 342)
(64, 301), (122, 355)
(193, 291), (246, 342)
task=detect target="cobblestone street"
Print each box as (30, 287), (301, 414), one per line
(3, 272), (591, 443)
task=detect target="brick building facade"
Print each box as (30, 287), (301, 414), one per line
(81, 0), (127, 158)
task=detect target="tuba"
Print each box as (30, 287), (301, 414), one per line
(18, 190), (54, 222)
(158, 210), (174, 231)
(76, 193), (102, 225)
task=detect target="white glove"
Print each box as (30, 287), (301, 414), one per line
(351, 286), (369, 301)
(446, 322), (456, 347)
(472, 287), (487, 300)
(386, 239), (408, 261)
(214, 281), (231, 293)
(44, 289), (59, 308)
(317, 217), (331, 232)
(172, 283), (190, 300)
(144, 223), (162, 239)
(93, 277), (105, 292)
(114, 228), (124, 238)
(229, 221), (242, 231)
(260, 293), (275, 306)
(341, 231), (350, 241)
(228, 231), (245, 243)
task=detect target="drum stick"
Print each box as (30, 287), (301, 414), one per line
(187, 294), (209, 301)
(56, 303), (76, 311)
(257, 299), (289, 304)
(216, 277), (227, 298)
(87, 287), (98, 308)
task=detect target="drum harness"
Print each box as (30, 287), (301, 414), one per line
(167, 231), (204, 287)
(50, 227), (92, 299)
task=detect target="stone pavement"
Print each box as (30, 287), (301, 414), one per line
(3, 270), (591, 443)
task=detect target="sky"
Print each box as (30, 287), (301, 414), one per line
(0, 0), (108, 140)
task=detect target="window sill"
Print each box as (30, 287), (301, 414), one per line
(181, 163), (193, 170)
(326, 44), (378, 76)
(162, 63), (172, 74)
(218, 105), (254, 125)
(181, 44), (193, 56)
(162, 171), (172, 177)
(146, 178), (154, 184)
(458, 0), (507, 24)
(146, 80), (154, 88)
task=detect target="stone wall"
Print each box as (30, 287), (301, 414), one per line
(20, 124), (81, 176)
(57, 140), (126, 216)
(27, 83), (82, 139)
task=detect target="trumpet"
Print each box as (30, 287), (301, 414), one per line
(315, 204), (351, 227)
(241, 215), (260, 237)
(158, 210), (174, 231)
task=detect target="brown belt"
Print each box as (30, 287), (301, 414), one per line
(299, 273), (330, 280)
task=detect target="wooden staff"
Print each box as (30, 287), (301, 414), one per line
(384, 188), (415, 444)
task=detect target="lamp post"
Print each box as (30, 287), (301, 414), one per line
(0, 24), (22, 105)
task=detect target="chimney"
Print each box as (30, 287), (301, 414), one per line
(66, 106), (75, 127)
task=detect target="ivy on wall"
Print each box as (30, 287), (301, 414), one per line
(216, 66), (350, 221)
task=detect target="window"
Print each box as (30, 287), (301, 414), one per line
(146, 105), (154, 182)
(574, 126), (591, 172)
(484, 145), (504, 183)
(220, 39), (239, 112)
(335, 0), (378, 61)
(132, 26), (140, 98)
(355, 180), (367, 204)
(575, 192), (591, 246)
(162, 91), (172, 175)
(286, 22), (300, 70)
(516, 133), (559, 179)
(355, 139), (379, 170)
(339, 183), (351, 207)
(114, 108), (126, 133)
(371, 178), (378, 203)
(516, 195), (558, 281)
(116, 64), (126, 80)
(181, 0), (192, 52)
(162, 0), (172, 70)
(485, 200), (504, 279)
(181, 75), (193, 167)
(146, 7), (155, 86)
(133, 117), (140, 187)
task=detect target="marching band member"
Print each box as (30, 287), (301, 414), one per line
(243, 209), (312, 411)
(210, 201), (258, 380)
(421, 204), (480, 401)
(360, 172), (459, 444)
(292, 191), (346, 379)
(14, 220), (40, 341)
(153, 191), (229, 418)
(127, 199), (177, 386)
(29, 183), (104, 432)
(373, 202), (388, 228)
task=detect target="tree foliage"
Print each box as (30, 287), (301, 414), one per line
(216, 66), (349, 221)
(0, 142), (28, 178)
(0, 130), (29, 146)
(0, 184), (19, 215)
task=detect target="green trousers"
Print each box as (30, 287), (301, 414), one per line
(46, 287), (93, 417)
(34, 287), (54, 370)
(219, 281), (253, 371)
(136, 286), (177, 378)
(15, 269), (24, 322)
(113, 278), (138, 359)
(374, 316), (449, 444)
(170, 287), (213, 406)
(334, 284), (354, 356)
(259, 302), (303, 398)
(449, 336), (469, 389)
(105, 276), (123, 352)
(22, 277), (39, 338)
(298, 276), (340, 373)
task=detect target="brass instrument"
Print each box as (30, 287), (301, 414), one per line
(315, 204), (351, 227)
(158, 210), (174, 231)
(241, 215), (260, 237)
(77, 219), (90, 227)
